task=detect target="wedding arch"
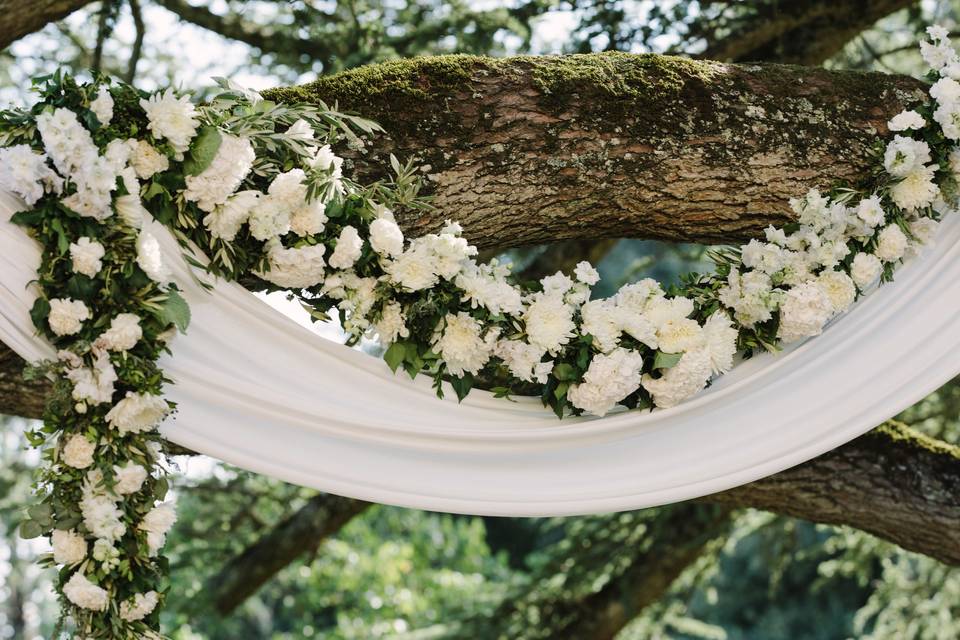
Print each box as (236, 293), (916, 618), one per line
(1, 26), (960, 638)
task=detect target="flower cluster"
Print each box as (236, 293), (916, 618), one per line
(0, 29), (956, 634)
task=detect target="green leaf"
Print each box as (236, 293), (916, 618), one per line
(66, 274), (96, 300)
(450, 373), (474, 402)
(553, 381), (569, 401)
(157, 290), (191, 333)
(29, 298), (50, 332)
(50, 218), (69, 255)
(653, 351), (683, 370)
(19, 520), (43, 540)
(383, 342), (406, 373)
(552, 363), (578, 381)
(183, 126), (223, 176)
(10, 208), (45, 227)
(27, 504), (53, 527)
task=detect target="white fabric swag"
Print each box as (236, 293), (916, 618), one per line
(3, 190), (960, 516)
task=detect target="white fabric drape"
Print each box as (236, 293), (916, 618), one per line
(2, 189), (959, 516)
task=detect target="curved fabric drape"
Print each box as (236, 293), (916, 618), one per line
(3, 190), (960, 516)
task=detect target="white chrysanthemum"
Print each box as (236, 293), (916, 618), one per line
(257, 239), (326, 288)
(0, 144), (61, 205)
(62, 433), (96, 469)
(369, 217), (405, 257)
(248, 195), (291, 241)
(568, 347), (644, 417)
(856, 194), (886, 228)
(114, 194), (147, 230)
(105, 391), (169, 434)
(777, 281), (834, 343)
(89, 87), (114, 125)
(816, 270), (857, 314)
(850, 252), (883, 289)
(140, 89), (199, 154)
(136, 231), (171, 282)
(114, 461), (148, 495)
(883, 136), (931, 177)
(63, 572), (109, 612)
(454, 261), (525, 316)
(385, 244), (440, 291)
(120, 591), (159, 622)
(69, 237), (105, 278)
(99, 313), (142, 352)
(702, 312), (738, 375)
(204, 190), (260, 241)
(48, 298), (90, 336)
(329, 225), (364, 269)
(656, 317), (705, 354)
(524, 293), (576, 354)
(290, 200), (327, 237)
(139, 503), (177, 557)
(129, 139), (169, 179)
(888, 109), (925, 131)
(183, 134), (255, 212)
(580, 298), (623, 353)
(51, 529), (87, 566)
(641, 348), (713, 409)
(875, 224), (909, 262)
(495, 338), (551, 383)
(890, 164), (939, 212)
(434, 312), (498, 376)
(573, 260), (600, 285)
(374, 302), (409, 345)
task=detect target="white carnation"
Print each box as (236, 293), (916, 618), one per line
(248, 195), (291, 240)
(290, 200), (327, 237)
(62, 434), (96, 469)
(0, 144), (61, 205)
(573, 260), (600, 285)
(128, 140), (169, 179)
(369, 217), (405, 257)
(139, 503), (177, 557)
(258, 239), (326, 288)
(65, 351), (117, 405)
(99, 313), (142, 352)
(656, 317), (705, 354)
(890, 164), (939, 212)
(51, 529), (87, 565)
(120, 591), (159, 622)
(105, 391), (169, 434)
(329, 225), (364, 269)
(89, 87), (114, 126)
(702, 312), (738, 375)
(140, 89), (200, 154)
(373, 302), (409, 345)
(69, 237), (105, 277)
(816, 270), (857, 314)
(183, 134), (255, 211)
(850, 252), (883, 289)
(641, 348), (713, 409)
(80, 472), (125, 542)
(883, 136), (931, 178)
(48, 298), (90, 336)
(495, 338), (551, 384)
(524, 293), (576, 354)
(855, 195), (886, 228)
(113, 461), (148, 495)
(931, 76), (960, 105)
(568, 347), (644, 417)
(887, 110), (925, 131)
(934, 102), (960, 140)
(386, 244), (439, 291)
(204, 190), (260, 241)
(433, 312), (497, 376)
(875, 224), (908, 262)
(777, 281), (834, 344)
(136, 231), (171, 283)
(63, 572), (109, 612)
(718, 269), (778, 327)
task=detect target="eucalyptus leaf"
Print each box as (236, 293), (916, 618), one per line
(183, 126), (223, 176)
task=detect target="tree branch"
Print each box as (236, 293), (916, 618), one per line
(0, 0), (95, 50)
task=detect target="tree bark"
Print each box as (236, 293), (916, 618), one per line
(0, 0), (94, 50)
(265, 53), (926, 249)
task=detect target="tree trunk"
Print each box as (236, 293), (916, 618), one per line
(0, 0), (94, 50)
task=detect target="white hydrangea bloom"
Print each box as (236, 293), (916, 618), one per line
(120, 591), (159, 622)
(641, 348), (713, 409)
(573, 260), (600, 285)
(433, 312), (498, 376)
(89, 87), (114, 125)
(63, 572), (109, 612)
(890, 164), (939, 211)
(99, 313), (142, 352)
(139, 503), (177, 557)
(568, 347), (645, 417)
(887, 110), (925, 131)
(105, 391), (169, 434)
(494, 338), (551, 384)
(0, 144), (61, 205)
(702, 312), (739, 375)
(875, 224), (909, 262)
(113, 461), (148, 495)
(258, 239), (326, 288)
(51, 529), (87, 565)
(373, 302), (409, 345)
(369, 217), (405, 257)
(69, 237), (105, 278)
(816, 270), (857, 314)
(329, 225), (364, 269)
(140, 89), (200, 155)
(524, 293), (576, 354)
(62, 434), (96, 469)
(204, 190), (260, 241)
(777, 281), (834, 343)
(48, 298), (90, 336)
(183, 134), (255, 211)
(136, 231), (171, 283)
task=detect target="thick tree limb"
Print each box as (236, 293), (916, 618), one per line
(265, 53), (925, 249)
(0, 0), (94, 50)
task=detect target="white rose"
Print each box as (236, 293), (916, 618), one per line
(99, 313), (142, 352)
(62, 434), (96, 469)
(329, 225), (364, 269)
(51, 529), (87, 565)
(105, 392), (169, 434)
(63, 572), (109, 612)
(69, 237), (105, 278)
(369, 218), (404, 257)
(48, 298), (90, 336)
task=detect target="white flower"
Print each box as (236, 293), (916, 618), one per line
(69, 237), (105, 278)
(290, 200), (327, 237)
(139, 503), (177, 557)
(568, 347), (644, 417)
(656, 317), (704, 354)
(80, 471), (125, 542)
(887, 110), (925, 131)
(120, 591), (159, 622)
(890, 164), (939, 212)
(248, 195), (291, 240)
(883, 136), (931, 178)
(99, 313), (142, 352)
(921, 39), (954, 71)
(204, 190), (260, 241)
(928, 25), (950, 42)
(268, 169), (308, 209)
(257, 239), (326, 288)
(286, 119), (316, 145)
(641, 348), (713, 409)
(0, 144), (61, 205)
(65, 351), (116, 405)
(36, 108), (97, 177)
(106, 392), (169, 434)
(718, 269), (779, 327)
(183, 134), (255, 212)
(541, 272), (574, 296)
(524, 293), (576, 354)
(850, 252), (883, 289)
(140, 89), (200, 154)
(386, 244), (440, 291)
(309, 145), (344, 183)
(136, 231), (171, 283)
(329, 225), (364, 269)
(580, 298), (625, 352)
(433, 312), (497, 376)
(51, 529), (87, 565)
(454, 261), (524, 316)
(702, 312), (738, 375)
(128, 140), (169, 179)
(374, 302), (409, 345)
(115, 194), (148, 230)
(931, 77), (960, 106)
(816, 270), (857, 314)
(63, 572), (109, 612)
(48, 298), (90, 336)
(777, 281), (834, 343)
(908, 216), (939, 246)
(934, 101), (960, 140)
(89, 87), (114, 126)
(369, 217), (404, 257)
(855, 195), (886, 228)
(113, 461), (148, 495)
(741, 240), (786, 274)
(62, 434), (96, 469)
(875, 224), (909, 262)
(573, 260), (600, 285)
(92, 539), (120, 569)
(495, 338), (550, 384)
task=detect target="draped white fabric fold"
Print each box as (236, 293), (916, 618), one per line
(3, 189), (959, 516)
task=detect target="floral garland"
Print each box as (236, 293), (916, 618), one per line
(0, 28), (958, 637)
